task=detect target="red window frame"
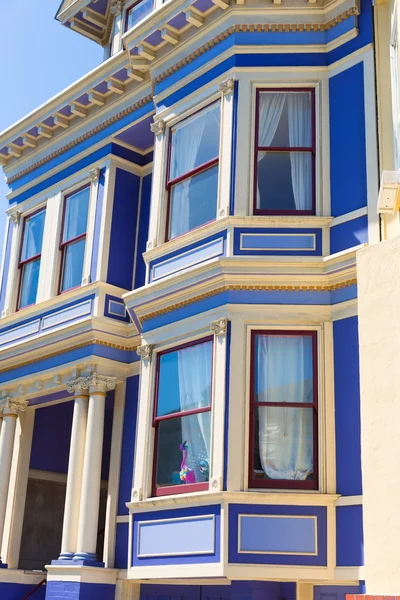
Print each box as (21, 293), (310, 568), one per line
(58, 184), (90, 295)
(249, 329), (319, 491)
(165, 102), (221, 242)
(125, 0), (154, 31)
(152, 335), (214, 497)
(16, 207), (46, 311)
(253, 88), (316, 216)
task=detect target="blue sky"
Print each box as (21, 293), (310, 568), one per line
(0, 1), (103, 243)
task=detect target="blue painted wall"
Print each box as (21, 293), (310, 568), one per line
(115, 522), (129, 569)
(333, 317), (363, 496)
(314, 584), (365, 600)
(140, 582), (296, 600)
(117, 375), (139, 515)
(134, 173), (152, 290)
(336, 505), (364, 566)
(329, 62), (367, 218)
(330, 216), (368, 254)
(107, 168), (140, 290)
(0, 582), (46, 600)
(46, 581), (115, 600)
(30, 401), (73, 474)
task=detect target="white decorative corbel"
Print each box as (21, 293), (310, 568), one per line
(150, 118), (166, 136)
(111, 0), (124, 15)
(89, 167), (100, 183)
(136, 344), (154, 360)
(9, 211), (21, 225)
(210, 318), (228, 336)
(218, 78), (235, 95)
(131, 487), (142, 502)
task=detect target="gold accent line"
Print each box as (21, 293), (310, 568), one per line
(0, 339), (140, 374)
(7, 95), (154, 185)
(140, 278), (357, 321)
(3, 414), (18, 419)
(153, 6), (359, 85)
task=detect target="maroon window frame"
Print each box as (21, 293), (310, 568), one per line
(165, 102), (220, 242)
(249, 330), (318, 491)
(152, 336), (214, 497)
(58, 184), (90, 295)
(253, 88), (316, 216)
(16, 207), (46, 311)
(125, 0), (154, 31)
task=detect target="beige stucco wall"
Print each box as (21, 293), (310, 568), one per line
(357, 236), (400, 594)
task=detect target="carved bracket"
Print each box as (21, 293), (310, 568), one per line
(218, 78), (235, 95)
(210, 318), (228, 336)
(150, 118), (166, 136)
(9, 211), (21, 225)
(89, 167), (100, 183)
(136, 344), (154, 360)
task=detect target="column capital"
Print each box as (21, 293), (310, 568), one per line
(9, 211), (21, 225)
(66, 373), (116, 396)
(111, 0), (124, 15)
(218, 77), (235, 95)
(136, 344), (154, 360)
(0, 398), (28, 415)
(210, 317), (228, 336)
(150, 118), (166, 136)
(89, 167), (100, 183)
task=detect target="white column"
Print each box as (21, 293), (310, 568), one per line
(74, 374), (116, 563)
(0, 398), (27, 564)
(59, 390), (89, 560)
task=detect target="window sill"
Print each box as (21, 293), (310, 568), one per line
(126, 490), (340, 512)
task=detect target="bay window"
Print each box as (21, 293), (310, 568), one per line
(249, 330), (318, 490)
(166, 103), (221, 240)
(254, 89), (315, 215)
(59, 185), (90, 293)
(17, 208), (46, 310)
(153, 337), (213, 496)
(125, 0), (154, 31)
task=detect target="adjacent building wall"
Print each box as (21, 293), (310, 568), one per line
(357, 236), (400, 595)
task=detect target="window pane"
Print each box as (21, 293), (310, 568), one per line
(169, 164), (218, 239)
(63, 187), (90, 243)
(60, 238), (86, 292)
(21, 210), (45, 262)
(170, 104), (220, 180)
(127, 0), (154, 29)
(19, 258), (41, 308)
(155, 412), (211, 489)
(257, 152), (312, 212)
(255, 334), (314, 404)
(258, 92), (312, 148)
(157, 340), (213, 417)
(253, 406), (314, 481)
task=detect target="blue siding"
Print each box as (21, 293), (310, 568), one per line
(30, 401), (73, 474)
(314, 585), (365, 600)
(336, 505), (364, 567)
(0, 582), (46, 600)
(140, 585), (201, 600)
(134, 173), (152, 290)
(117, 375), (139, 515)
(329, 63), (367, 217)
(115, 522), (129, 569)
(107, 168), (140, 290)
(330, 216), (368, 254)
(333, 317), (363, 495)
(46, 581), (115, 600)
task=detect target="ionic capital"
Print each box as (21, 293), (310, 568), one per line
(150, 118), (166, 136)
(210, 317), (228, 336)
(218, 78), (235, 95)
(89, 167), (100, 183)
(66, 373), (116, 396)
(136, 344), (154, 361)
(111, 0), (124, 15)
(0, 397), (28, 415)
(9, 211), (21, 225)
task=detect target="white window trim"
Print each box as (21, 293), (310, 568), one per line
(390, 10), (400, 169)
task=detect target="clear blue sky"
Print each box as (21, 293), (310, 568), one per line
(0, 1), (103, 243)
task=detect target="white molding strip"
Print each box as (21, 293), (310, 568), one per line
(330, 207), (368, 227)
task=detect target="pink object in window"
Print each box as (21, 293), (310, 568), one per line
(179, 441), (196, 483)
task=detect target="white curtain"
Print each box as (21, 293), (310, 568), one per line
(23, 213), (45, 260)
(64, 194), (83, 241)
(177, 342), (212, 481)
(256, 93), (286, 206)
(287, 93), (312, 210)
(170, 116), (206, 238)
(257, 336), (313, 481)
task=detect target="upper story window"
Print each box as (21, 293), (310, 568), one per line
(125, 0), (154, 31)
(17, 208), (46, 310)
(167, 103), (221, 240)
(59, 186), (90, 294)
(153, 337), (213, 496)
(254, 89), (315, 215)
(249, 330), (318, 490)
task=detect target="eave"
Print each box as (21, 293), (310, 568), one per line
(56, 0), (113, 46)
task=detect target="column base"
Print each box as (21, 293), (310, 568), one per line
(58, 552), (74, 560)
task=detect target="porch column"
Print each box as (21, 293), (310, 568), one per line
(74, 374), (116, 563)
(0, 398), (27, 564)
(59, 387), (89, 560)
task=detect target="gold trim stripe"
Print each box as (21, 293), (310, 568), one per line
(141, 278), (357, 321)
(7, 95), (153, 185)
(153, 6), (359, 85)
